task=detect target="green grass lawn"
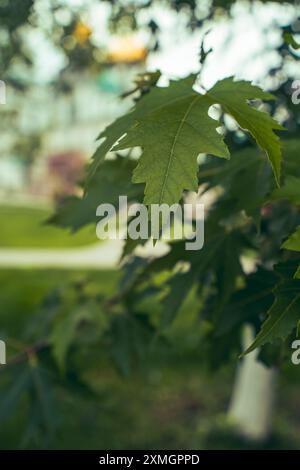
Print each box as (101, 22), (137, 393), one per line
(0, 205), (97, 248)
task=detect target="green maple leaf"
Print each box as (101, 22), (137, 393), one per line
(244, 262), (300, 355)
(88, 74), (283, 206)
(88, 75), (196, 177)
(115, 93), (229, 205)
(207, 78), (284, 186)
(89, 114), (136, 178)
(115, 76), (283, 205)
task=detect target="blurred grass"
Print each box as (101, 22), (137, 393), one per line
(0, 205), (96, 248)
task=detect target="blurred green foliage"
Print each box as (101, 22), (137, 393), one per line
(1, 268), (300, 449)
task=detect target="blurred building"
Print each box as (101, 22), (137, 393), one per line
(0, 61), (144, 200)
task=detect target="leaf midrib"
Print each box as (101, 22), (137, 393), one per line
(158, 95), (201, 204)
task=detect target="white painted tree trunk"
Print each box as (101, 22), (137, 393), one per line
(228, 325), (278, 442)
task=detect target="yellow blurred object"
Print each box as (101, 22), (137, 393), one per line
(107, 35), (147, 64)
(73, 21), (92, 45)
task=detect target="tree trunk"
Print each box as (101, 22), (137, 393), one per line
(227, 325), (278, 442)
